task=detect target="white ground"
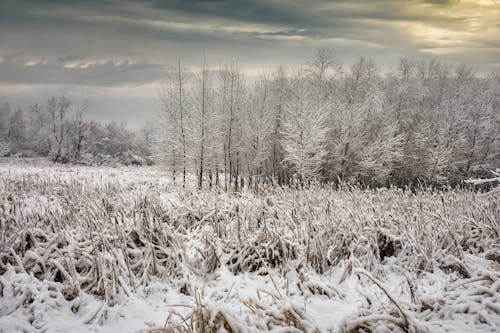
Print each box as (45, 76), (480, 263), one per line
(0, 160), (498, 333)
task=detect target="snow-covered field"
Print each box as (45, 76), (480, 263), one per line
(0, 161), (499, 333)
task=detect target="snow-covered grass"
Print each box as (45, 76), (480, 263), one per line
(0, 162), (499, 333)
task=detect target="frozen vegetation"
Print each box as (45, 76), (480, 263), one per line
(0, 161), (498, 332)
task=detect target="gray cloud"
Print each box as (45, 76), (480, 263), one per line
(0, 53), (168, 86)
(0, 0), (498, 124)
(2, 0), (498, 70)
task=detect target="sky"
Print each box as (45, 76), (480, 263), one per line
(1, 0), (499, 126)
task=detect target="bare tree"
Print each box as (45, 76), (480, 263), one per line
(70, 100), (89, 160)
(193, 55), (214, 189)
(46, 96), (70, 162)
(218, 61), (245, 190)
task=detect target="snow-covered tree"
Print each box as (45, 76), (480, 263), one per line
(217, 62), (246, 190)
(149, 52), (500, 188)
(46, 96), (70, 162)
(156, 60), (192, 185)
(0, 102), (12, 145)
(269, 66), (289, 184)
(281, 71), (329, 181)
(7, 108), (27, 153)
(243, 74), (274, 181)
(192, 56), (216, 189)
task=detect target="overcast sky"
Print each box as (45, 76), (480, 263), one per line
(1, 0), (499, 126)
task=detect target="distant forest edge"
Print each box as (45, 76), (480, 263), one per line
(1, 50), (499, 188)
(0, 97), (154, 167)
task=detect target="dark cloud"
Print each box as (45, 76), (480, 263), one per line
(0, 0), (498, 123)
(143, 0), (313, 27)
(421, 0), (456, 5)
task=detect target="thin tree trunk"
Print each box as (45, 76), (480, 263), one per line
(177, 59), (187, 189)
(198, 56), (207, 190)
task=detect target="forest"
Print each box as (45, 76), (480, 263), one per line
(0, 98), (153, 166)
(156, 51), (500, 188)
(1, 51), (499, 189)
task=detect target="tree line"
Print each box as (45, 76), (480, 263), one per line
(154, 50), (500, 189)
(0, 97), (153, 165)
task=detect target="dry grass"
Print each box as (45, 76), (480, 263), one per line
(0, 164), (498, 331)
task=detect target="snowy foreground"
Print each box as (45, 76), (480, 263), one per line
(0, 162), (499, 333)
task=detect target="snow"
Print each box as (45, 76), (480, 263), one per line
(0, 161), (499, 332)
